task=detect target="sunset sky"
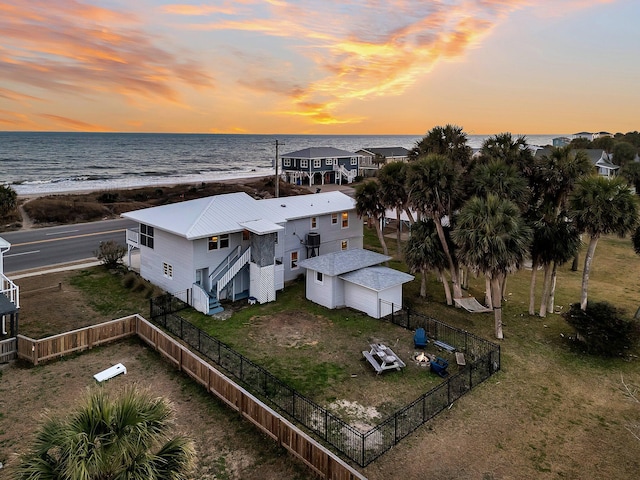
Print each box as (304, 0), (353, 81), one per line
(1, 0), (638, 135)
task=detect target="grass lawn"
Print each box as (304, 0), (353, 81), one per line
(10, 226), (640, 479)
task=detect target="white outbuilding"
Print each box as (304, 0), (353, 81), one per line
(297, 249), (414, 319)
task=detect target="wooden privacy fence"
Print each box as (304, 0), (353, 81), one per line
(14, 315), (366, 480)
(0, 337), (17, 363)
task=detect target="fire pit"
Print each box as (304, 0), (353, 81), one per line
(414, 352), (432, 367)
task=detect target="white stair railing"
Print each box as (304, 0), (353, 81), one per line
(216, 247), (251, 299)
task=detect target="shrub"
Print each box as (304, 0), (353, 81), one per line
(563, 301), (640, 356)
(97, 191), (119, 203)
(0, 184), (18, 215)
(94, 240), (127, 269)
(121, 271), (137, 289)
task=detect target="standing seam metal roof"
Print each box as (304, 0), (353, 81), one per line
(122, 191), (356, 239)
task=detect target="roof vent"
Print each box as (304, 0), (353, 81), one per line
(281, 204), (286, 207)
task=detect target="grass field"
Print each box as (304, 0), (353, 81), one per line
(7, 226), (640, 479)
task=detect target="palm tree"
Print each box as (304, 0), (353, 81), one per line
(404, 219), (451, 302)
(468, 159), (530, 209)
(569, 175), (639, 310)
(378, 161), (413, 256)
(409, 124), (472, 168)
(452, 194), (532, 339)
(355, 180), (388, 255)
(407, 153), (463, 301)
(15, 386), (195, 480)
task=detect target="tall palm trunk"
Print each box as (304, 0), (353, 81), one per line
(547, 261), (558, 314)
(580, 234), (600, 310)
(433, 216), (462, 301)
(485, 275), (493, 309)
(439, 268), (452, 305)
(404, 207), (415, 225)
(491, 274), (503, 339)
(374, 216), (388, 255)
(529, 258), (539, 315)
(419, 267), (427, 297)
(539, 263), (552, 317)
(396, 209), (402, 257)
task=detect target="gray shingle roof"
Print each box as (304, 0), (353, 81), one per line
(357, 147), (410, 157)
(339, 266), (414, 291)
(297, 249), (390, 276)
(280, 147), (359, 158)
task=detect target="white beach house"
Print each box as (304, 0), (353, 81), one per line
(123, 191), (362, 314)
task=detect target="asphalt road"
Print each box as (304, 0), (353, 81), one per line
(1, 218), (136, 274)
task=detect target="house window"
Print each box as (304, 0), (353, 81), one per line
(301, 159), (308, 168)
(325, 158), (335, 166)
(341, 212), (349, 228)
(163, 262), (173, 279)
(291, 251), (299, 269)
(331, 213), (338, 225)
(209, 233), (230, 250)
(350, 157), (358, 166)
(315, 271), (323, 284)
(140, 224), (154, 249)
(341, 240), (348, 250)
(243, 230), (250, 241)
(311, 217), (317, 229)
(283, 158), (291, 167)
(313, 159), (321, 168)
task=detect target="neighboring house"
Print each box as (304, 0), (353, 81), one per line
(534, 148), (619, 178)
(573, 131), (595, 141)
(552, 137), (570, 147)
(280, 147), (362, 187)
(0, 237), (20, 339)
(355, 147), (411, 178)
(297, 249), (414, 319)
(594, 131), (613, 138)
(123, 191), (362, 315)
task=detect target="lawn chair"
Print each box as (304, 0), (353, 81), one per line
(414, 327), (428, 348)
(430, 357), (449, 378)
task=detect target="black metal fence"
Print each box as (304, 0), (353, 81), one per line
(149, 295), (501, 467)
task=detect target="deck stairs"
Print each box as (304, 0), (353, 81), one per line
(202, 246), (251, 314)
(333, 164), (357, 183)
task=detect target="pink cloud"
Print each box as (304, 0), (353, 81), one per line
(0, 0), (214, 105)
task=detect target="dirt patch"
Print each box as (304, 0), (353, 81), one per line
(249, 310), (331, 348)
(0, 340), (308, 479)
(16, 271), (113, 338)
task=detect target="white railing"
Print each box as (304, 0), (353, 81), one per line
(126, 228), (139, 248)
(191, 283), (210, 315)
(217, 247), (251, 299)
(1, 274), (19, 309)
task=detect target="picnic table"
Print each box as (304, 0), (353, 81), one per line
(362, 343), (406, 374)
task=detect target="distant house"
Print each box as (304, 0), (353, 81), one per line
(534, 148), (619, 178)
(123, 191), (362, 315)
(573, 132), (595, 141)
(553, 137), (570, 147)
(0, 237), (20, 339)
(355, 147), (411, 178)
(297, 249), (414, 319)
(280, 147), (362, 187)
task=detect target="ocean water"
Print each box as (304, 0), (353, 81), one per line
(0, 132), (563, 196)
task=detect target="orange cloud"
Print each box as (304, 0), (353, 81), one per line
(180, 0), (534, 126)
(37, 113), (112, 131)
(0, 0), (214, 106)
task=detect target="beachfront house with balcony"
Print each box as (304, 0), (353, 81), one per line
(280, 147), (362, 187)
(123, 191), (362, 315)
(355, 147), (411, 177)
(0, 237), (20, 340)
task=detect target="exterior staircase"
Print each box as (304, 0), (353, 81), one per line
(195, 246), (251, 315)
(333, 164), (357, 183)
